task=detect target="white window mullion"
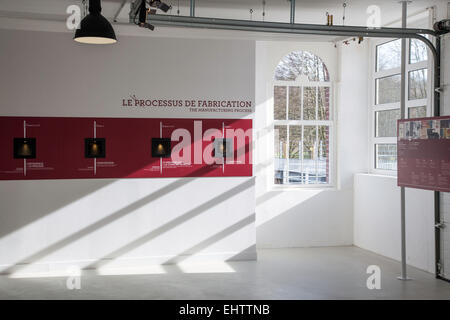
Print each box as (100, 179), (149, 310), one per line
(301, 124), (304, 184)
(315, 85), (319, 120)
(301, 86), (304, 121)
(315, 124), (318, 184)
(373, 102), (401, 112)
(374, 67), (402, 79)
(286, 124), (290, 184)
(285, 87), (289, 184)
(286, 85), (289, 120)
(315, 87), (319, 184)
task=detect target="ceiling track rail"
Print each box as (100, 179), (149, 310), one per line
(143, 14), (438, 38)
(141, 14), (441, 104)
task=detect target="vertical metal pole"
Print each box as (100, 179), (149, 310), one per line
(190, 0), (195, 17)
(290, 0), (295, 24)
(398, 0), (410, 281)
(434, 36), (442, 278)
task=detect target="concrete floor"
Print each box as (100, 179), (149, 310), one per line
(0, 246), (449, 299)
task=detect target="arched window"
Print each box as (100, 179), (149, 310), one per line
(273, 51), (332, 186)
(274, 51), (330, 82)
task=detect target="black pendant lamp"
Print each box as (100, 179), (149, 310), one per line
(74, 0), (117, 44)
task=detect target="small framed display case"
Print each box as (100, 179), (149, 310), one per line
(214, 138), (233, 158)
(13, 138), (36, 159)
(152, 138), (171, 158)
(85, 138), (106, 158)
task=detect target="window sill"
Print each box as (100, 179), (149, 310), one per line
(369, 169), (398, 177)
(270, 184), (337, 192)
(356, 173), (397, 180)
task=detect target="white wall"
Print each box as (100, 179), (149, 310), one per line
(354, 174), (436, 273)
(0, 28), (256, 275)
(0, 29), (254, 119)
(353, 7), (449, 274)
(254, 40), (368, 248)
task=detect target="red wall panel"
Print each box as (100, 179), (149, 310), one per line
(0, 117), (252, 180)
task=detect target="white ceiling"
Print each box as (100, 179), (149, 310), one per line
(0, 0), (445, 25)
(0, 0), (446, 42)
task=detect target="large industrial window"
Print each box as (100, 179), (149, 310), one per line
(370, 34), (430, 173)
(273, 51), (333, 186)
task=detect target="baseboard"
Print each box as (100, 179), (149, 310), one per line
(0, 250), (257, 277)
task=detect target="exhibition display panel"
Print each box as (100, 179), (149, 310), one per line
(397, 116), (450, 192)
(0, 117), (252, 180)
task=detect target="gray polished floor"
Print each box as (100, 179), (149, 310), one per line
(1, 246), (449, 300)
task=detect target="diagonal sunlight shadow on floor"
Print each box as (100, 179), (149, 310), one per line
(85, 178), (255, 270)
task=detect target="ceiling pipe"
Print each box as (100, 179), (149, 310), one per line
(137, 14), (439, 61)
(190, 0), (195, 17)
(142, 14), (437, 38)
(290, 0), (295, 24)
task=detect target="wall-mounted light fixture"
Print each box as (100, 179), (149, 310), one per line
(152, 138), (171, 157)
(14, 138), (36, 159)
(74, 0), (117, 44)
(85, 138), (106, 158)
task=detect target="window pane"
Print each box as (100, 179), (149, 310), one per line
(375, 144), (397, 170)
(274, 86), (287, 120)
(376, 74), (401, 104)
(318, 126), (329, 184)
(288, 126), (302, 184)
(274, 51), (330, 82)
(408, 106), (427, 119)
(303, 87), (317, 120)
(303, 126), (317, 184)
(274, 125), (287, 184)
(409, 69), (427, 100)
(376, 39), (401, 72)
(318, 87), (330, 120)
(410, 38), (428, 64)
(375, 109), (400, 137)
(288, 86), (301, 120)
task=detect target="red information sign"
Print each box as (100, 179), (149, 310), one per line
(0, 117), (252, 180)
(397, 116), (450, 192)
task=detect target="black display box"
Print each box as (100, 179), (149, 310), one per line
(85, 138), (106, 158)
(152, 138), (171, 158)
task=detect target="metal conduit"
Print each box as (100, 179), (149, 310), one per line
(143, 14), (441, 113)
(145, 15), (437, 38)
(145, 16), (438, 63)
(190, 0), (195, 17)
(290, 0), (295, 24)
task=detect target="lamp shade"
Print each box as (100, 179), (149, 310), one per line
(74, 0), (117, 44)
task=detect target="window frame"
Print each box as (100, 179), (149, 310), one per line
(369, 35), (432, 175)
(272, 77), (335, 189)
